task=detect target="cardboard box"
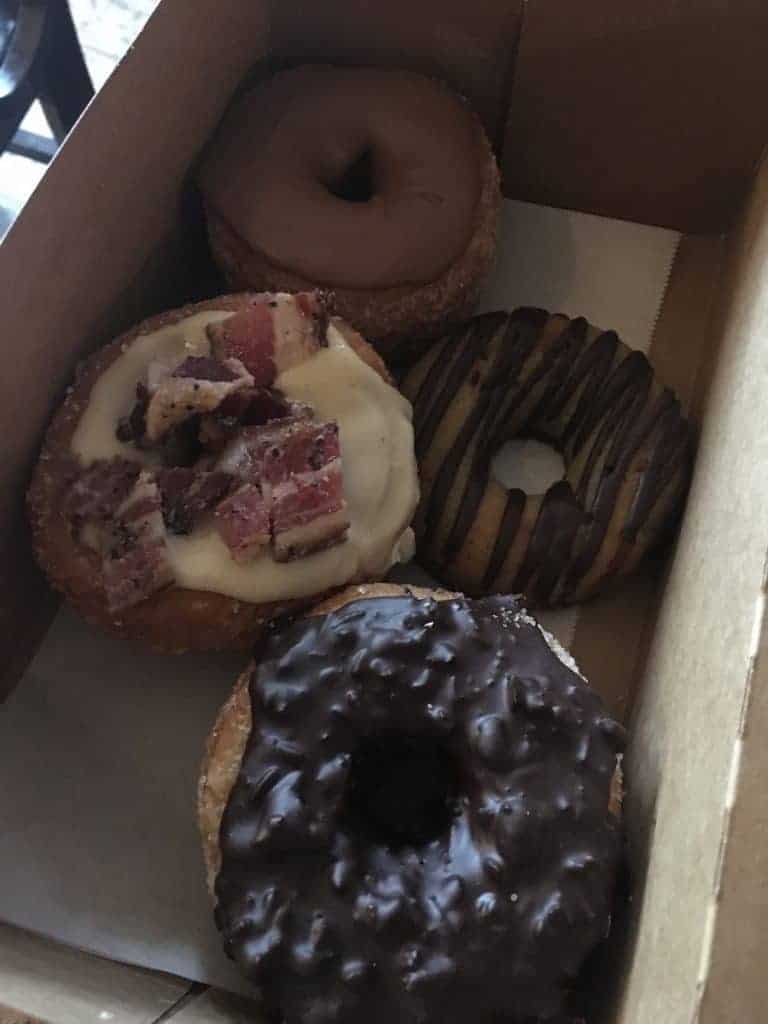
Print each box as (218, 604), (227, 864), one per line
(1, 1), (767, 1021)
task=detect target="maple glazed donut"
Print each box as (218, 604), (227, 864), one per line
(401, 308), (692, 606)
(199, 583), (625, 1024)
(28, 293), (418, 652)
(197, 65), (502, 355)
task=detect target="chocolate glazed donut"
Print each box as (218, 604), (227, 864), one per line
(401, 309), (693, 606)
(198, 66), (502, 356)
(199, 584), (625, 1024)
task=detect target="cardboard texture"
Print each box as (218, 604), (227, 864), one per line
(504, 0), (768, 232)
(1, 0), (768, 1020)
(164, 990), (260, 1024)
(615, 157), (768, 1023)
(268, 0), (524, 148)
(0, 922), (188, 1024)
(685, 158), (768, 1024)
(0, 0), (270, 699)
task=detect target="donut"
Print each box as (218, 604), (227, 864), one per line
(28, 293), (418, 652)
(400, 308), (693, 606)
(197, 65), (502, 356)
(199, 582), (625, 1024)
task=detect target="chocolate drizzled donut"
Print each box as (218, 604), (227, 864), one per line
(212, 592), (624, 1023)
(401, 309), (693, 606)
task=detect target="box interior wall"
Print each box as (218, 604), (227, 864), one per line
(1, 1), (767, 1020)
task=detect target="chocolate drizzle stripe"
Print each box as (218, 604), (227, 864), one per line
(482, 488), (526, 589)
(415, 319), (512, 540)
(579, 352), (652, 482)
(592, 386), (674, 520)
(420, 411), (483, 547)
(424, 312), (543, 552)
(410, 332), (464, 440)
(523, 318), (587, 433)
(573, 357), (653, 508)
(532, 318), (591, 430)
(414, 316), (502, 457)
(444, 311), (552, 561)
(443, 465), (488, 562)
(561, 388), (678, 595)
(416, 316), (507, 540)
(475, 309), (550, 447)
(513, 482), (584, 604)
(558, 331), (621, 456)
(485, 317), (580, 451)
(623, 402), (689, 537)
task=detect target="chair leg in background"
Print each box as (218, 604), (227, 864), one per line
(38, 1), (93, 143)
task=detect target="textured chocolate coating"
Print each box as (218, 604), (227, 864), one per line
(401, 309), (693, 606)
(215, 595), (624, 1023)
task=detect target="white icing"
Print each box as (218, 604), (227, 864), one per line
(70, 310), (419, 604)
(71, 310), (231, 465)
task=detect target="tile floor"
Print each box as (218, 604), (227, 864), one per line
(0, 0), (158, 236)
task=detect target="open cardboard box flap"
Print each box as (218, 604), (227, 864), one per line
(1, 1), (767, 1021)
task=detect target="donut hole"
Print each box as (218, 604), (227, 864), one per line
(341, 730), (460, 849)
(324, 148), (376, 204)
(491, 438), (566, 495)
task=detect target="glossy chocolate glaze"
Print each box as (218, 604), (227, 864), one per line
(403, 309), (692, 605)
(215, 595), (624, 1023)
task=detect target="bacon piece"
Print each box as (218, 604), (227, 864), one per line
(296, 291), (331, 340)
(207, 292), (329, 385)
(198, 387), (294, 451)
(64, 458), (141, 525)
(158, 418), (204, 468)
(264, 420), (342, 483)
(215, 483), (271, 562)
(274, 292), (330, 372)
(208, 303), (275, 385)
(216, 419), (339, 483)
(219, 387), (292, 425)
(272, 458), (349, 562)
(116, 383), (150, 446)
(172, 356), (241, 382)
(214, 418), (349, 561)
(101, 472), (173, 612)
(157, 467), (234, 534)
(143, 356), (253, 443)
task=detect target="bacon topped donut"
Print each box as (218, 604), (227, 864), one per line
(28, 293), (418, 651)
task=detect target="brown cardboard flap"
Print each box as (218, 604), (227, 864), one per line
(0, 1), (269, 696)
(505, 0), (768, 232)
(699, 603), (767, 1024)
(0, 0), (767, 1016)
(267, 0), (524, 146)
(0, 921), (188, 1023)
(692, 156), (768, 1024)
(162, 988), (257, 1022)
(569, 232), (726, 724)
(616, 155), (768, 1022)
